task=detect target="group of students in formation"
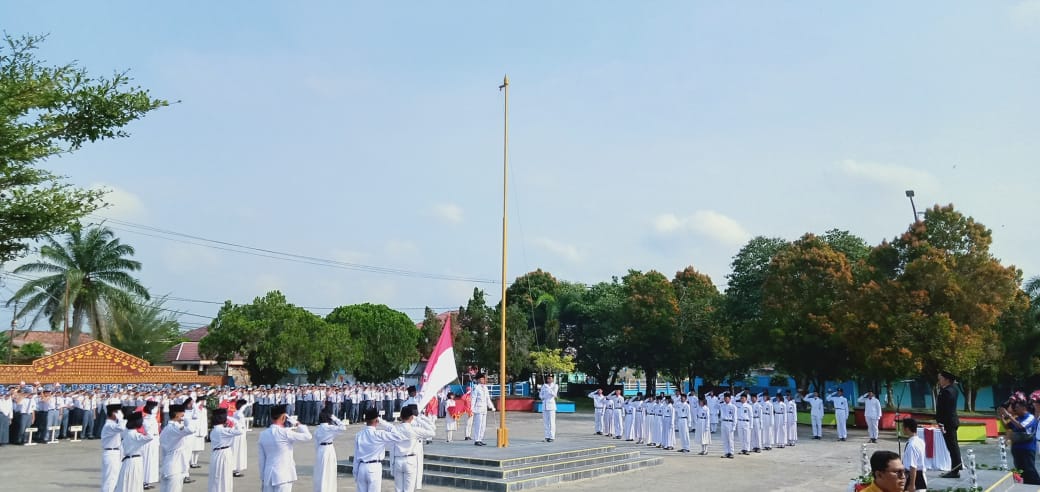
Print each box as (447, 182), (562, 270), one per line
(88, 375), (502, 492)
(588, 387), (865, 458)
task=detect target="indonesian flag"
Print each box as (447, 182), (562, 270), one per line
(417, 316), (458, 411)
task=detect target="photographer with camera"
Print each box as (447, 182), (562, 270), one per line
(998, 397), (1040, 485)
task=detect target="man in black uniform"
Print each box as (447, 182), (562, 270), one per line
(936, 370), (962, 478)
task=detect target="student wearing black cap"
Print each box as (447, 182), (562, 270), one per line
(208, 408), (244, 492)
(936, 371), (962, 478)
(115, 411), (153, 492)
(258, 403), (312, 491)
(158, 403), (195, 491)
(353, 407), (410, 492)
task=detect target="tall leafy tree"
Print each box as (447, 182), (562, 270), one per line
(201, 291), (332, 385)
(8, 226), (149, 345)
(0, 34), (167, 262)
(458, 288), (494, 376)
(759, 234), (854, 392)
(417, 307), (443, 356)
(621, 270), (678, 396)
(724, 236), (790, 369)
(883, 205), (1021, 410)
(558, 280), (627, 386)
(669, 266), (730, 392)
(505, 269), (560, 348)
(325, 303), (419, 382)
(107, 296), (184, 364)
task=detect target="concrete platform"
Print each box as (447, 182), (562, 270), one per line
(340, 438), (661, 491)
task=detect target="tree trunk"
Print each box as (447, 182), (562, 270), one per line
(885, 381), (895, 409)
(645, 367), (657, 396)
(69, 306), (86, 347)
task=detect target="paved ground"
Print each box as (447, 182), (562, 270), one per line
(0, 412), (1011, 491)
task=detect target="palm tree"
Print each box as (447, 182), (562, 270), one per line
(7, 226), (149, 345)
(1027, 275), (1040, 321)
(108, 296), (184, 364)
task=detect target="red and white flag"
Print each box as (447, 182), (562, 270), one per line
(417, 316), (458, 411)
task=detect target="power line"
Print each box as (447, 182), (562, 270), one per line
(90, 215), (501, 285)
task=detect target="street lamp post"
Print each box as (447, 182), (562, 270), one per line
(34, 285), (70, 350)
(905, 190), (919, 223)
(497, 75), (510, 447)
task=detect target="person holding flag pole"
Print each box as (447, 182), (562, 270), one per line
(416, 316), (459, 486)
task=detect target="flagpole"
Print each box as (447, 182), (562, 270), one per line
(497, 74), (510, 447)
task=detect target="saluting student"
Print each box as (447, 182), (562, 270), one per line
(539, 375), (559, 442)
(353, 408), (409, 492)
(313, 408), (348, 492)
(828, 388), (850, 442)
(115, 412), (153, 492)
(208, 408), (244, 492)
(159, 403), (195, 492)
(258, 404), (313, 492)
(695, 397), (711, 455)
(588, 389), (606, 435)
(100, 404), (124, 492)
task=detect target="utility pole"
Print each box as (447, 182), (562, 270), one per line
(9, 300), (16, 363)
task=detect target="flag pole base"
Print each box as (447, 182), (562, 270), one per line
(497, 427), (510, 447)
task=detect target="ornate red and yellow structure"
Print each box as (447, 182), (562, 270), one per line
(0, 340), (223, 385)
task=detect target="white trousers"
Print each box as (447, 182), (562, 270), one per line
(633, 413), (643, 441)
(774, 417), (787, 445)
(867, 417), (880, 439)
(593, 409), (603, 433)
(751, 420), (762, 450)
(354, 462), (382, 492)
(101, 451), (120, 492)
(543, 410), (556, 439)
(612, 410), (623, 437)
(836, 411), (849, 438)
(721, 422), (735, 455)
(464, 414), (473, 438)
(393, 456), (418, 492)
(678, 418), (691, 450)
(159, 474), (185, 492)
(787, 417), (797, 443)
(763, 418), (774, 447)
(811, 415), (823, 437)
(473, 412), (488, 442)
(737, 423), (751, 451)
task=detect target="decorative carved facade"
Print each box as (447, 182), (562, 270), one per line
(0, 341), (223, 385)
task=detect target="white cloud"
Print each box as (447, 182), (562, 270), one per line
(651, 210), (751, 246)
(534, 238), (583, 262)
(839, 159), (939, 192)
(91, 183), (147, 221)
(429, 203), (464, 224)
(253, 274), (283, 293)
(1012, 0), (1040, 29)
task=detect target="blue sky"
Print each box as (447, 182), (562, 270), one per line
(4, 1), (1039, 327)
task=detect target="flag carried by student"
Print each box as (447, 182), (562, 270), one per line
(417, 316), (458, 411)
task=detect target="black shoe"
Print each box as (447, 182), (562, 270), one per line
(183, 478), (195, 484)
(595, 432), (602, 435)
(143, 485), (153, 490)
(727, 454), (734, 459)
(547, 438), (554, 442)
(233, 472), (244, 478)
(940, 471), (960, 478)
(754, 449), (761, 453)
(189, 464), (201, 469)
(464, 437), (472, 440)
(615, 436), (622, 440)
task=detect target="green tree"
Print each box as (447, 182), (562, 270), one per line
(530, 348), (576, 385)
(307, 319), (361, 384)
(7, 226), (149, 345)
(505, 269), (560, 348)
(0, 34), (167, 262)
(884, 205), (1021, 410)
(107, 296), (184, 364)
(18, 341), (46, 360)
(621, 270), (678, 396)
(458, 288), (494, 375)
(490, 304), (533, 383)
(821, 229), (871, 265)
(200, 291), (330, 385)
(759, 234), (854, 392)
(724, 236), (790, 370)
(558, 280), (627, 386)
(417, 307), (443, 357)
(325, 303), (419, 382)
(669, 266), (730, 392)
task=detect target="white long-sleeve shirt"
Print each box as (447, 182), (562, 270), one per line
(858, 394), (882, 419)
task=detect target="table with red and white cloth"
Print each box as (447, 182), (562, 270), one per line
(916, 426), (951, 471)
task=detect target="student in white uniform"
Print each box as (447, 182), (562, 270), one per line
(539, 375), (559, 442)
(353, 408), (411, 492)
(390, 406), (437, 492)
(828, 388), (850, 441)
(258, 404), (313, 492)
(471, 374), (495, 446)
(313, 408), (348, 492)
(159, 403), (196, 492)
(760, 390), (774, 450)
(719, 393), (736, 459)
(444, 393), (459, 442)
(736, 393), (752, 455)
(901, 418), (928, 492)
(142, 401), (161, 490)
(858, 391), (883, 443)
(695, 397), (712, 455)
(773, 395), (787, 449)
(115, 412), (154, 492)
(785, 393), (798, 446)
(100, 404), (124, 492)
(588, 388), (605, 435)
(230, 399), (252, 478)
(750, 393), (763, 453)
(675, 394), (692, 453)
(805, 391), (825, 440)
(208, 408), (244, 492)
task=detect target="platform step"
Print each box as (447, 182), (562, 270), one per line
(424, 450), (643, 479)
(339, 455), (663, 491)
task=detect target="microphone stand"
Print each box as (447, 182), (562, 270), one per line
(894, 380), (909, 458)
